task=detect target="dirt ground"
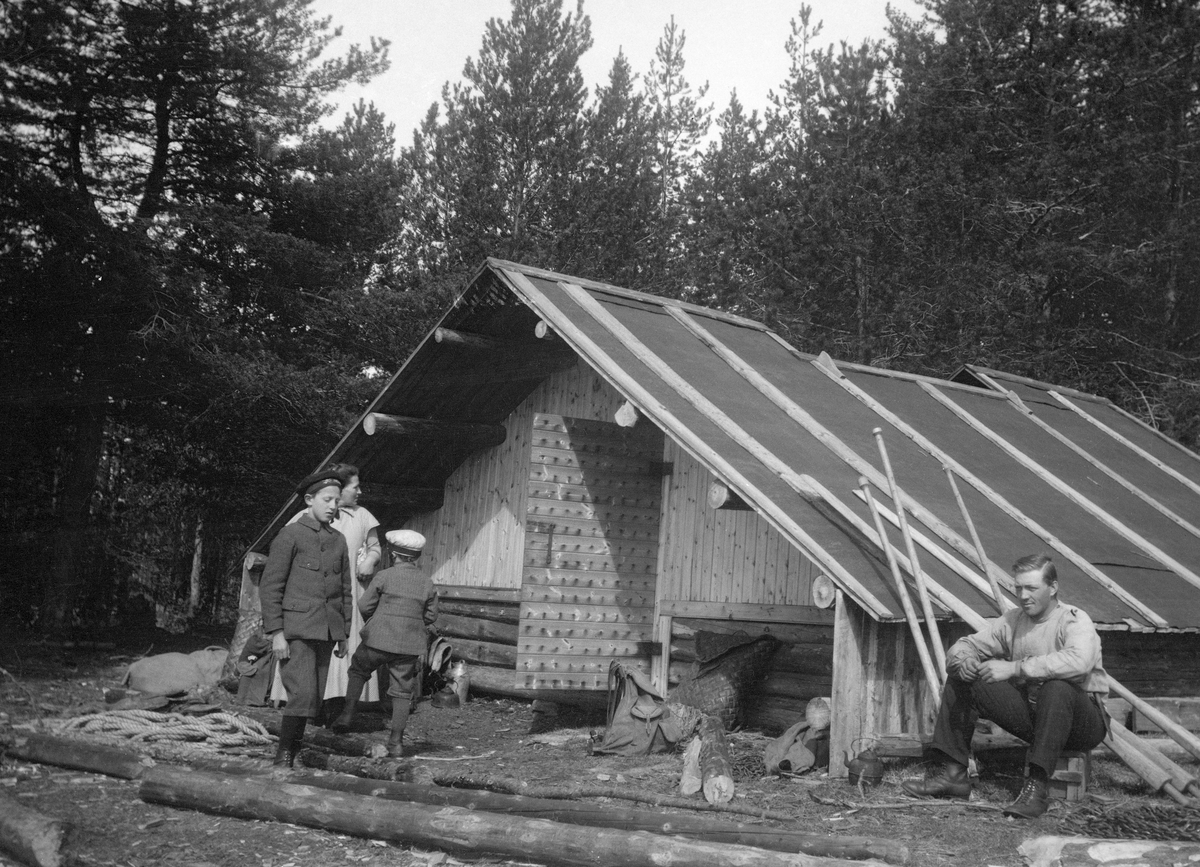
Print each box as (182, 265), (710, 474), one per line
(1, 630), (1196, 867)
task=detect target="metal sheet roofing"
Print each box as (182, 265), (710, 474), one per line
(249, 260), (1200, 631)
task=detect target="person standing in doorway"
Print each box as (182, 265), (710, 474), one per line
(272, 463), (382, 716)
(331, 530), (438, 758)
(260, 471), (352, 768)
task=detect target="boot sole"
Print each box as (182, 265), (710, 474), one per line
(900, 783), (971, 800)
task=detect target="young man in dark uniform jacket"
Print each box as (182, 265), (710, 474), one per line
(260, 470), (352, 767)
(332, 529), (439, 756)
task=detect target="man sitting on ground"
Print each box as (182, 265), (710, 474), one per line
(901, 553), (1109, 818)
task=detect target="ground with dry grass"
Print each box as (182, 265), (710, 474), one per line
(1, 628), (1194, 867)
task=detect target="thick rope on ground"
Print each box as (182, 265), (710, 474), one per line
(55, 709), (272, 747)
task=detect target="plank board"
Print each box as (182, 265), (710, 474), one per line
(519, 412), (663, 690)
(520, 623), (654, 641)
(521, 602), (654, 623)
(521, 586), (656, 608)
(523, 568), (657, 592)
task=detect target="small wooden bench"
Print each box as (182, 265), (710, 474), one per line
(1041, 749), (1090, 801)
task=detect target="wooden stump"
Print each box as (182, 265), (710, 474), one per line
(0, 791), (67, 867)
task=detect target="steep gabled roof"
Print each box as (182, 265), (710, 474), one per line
(249, 260), (1200, 631)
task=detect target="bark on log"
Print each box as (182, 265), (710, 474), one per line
(680, 736), (702, 796)
(4, 733), (148, 780)
(435, 612), (519, 645)
(3, 734), (906, 864)
(242, 711), (376, 758)
(465, 665), (607, 708)
(698, 714), (735, 805)
(293, 771), (909, 864)
(427, 772), (805, 823)
(451, 638), (518, 668)
(139, 766), (887, 867)
(0, 791), (67, 867)
(1019, 836), (1200, 867)
(437, 599), (521, 624)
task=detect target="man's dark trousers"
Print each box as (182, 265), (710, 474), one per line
(931, 676), (1107, 774)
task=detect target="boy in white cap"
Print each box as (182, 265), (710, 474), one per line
(331, 529), (439, 756)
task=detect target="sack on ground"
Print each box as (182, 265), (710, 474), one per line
(235, 635), (275, 706)
(764, 719), (829, 774)
(592, 661), (689, 756)
(124, 646), (229, 696)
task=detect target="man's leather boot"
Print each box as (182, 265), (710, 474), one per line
(273, 716), (306, 768)
(1003, 775), (1050, 818)
(331, 674), (368, 733)
(386, 694), (412, 758)
(900, 759), (972, 800)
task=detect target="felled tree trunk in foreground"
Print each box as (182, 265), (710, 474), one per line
(1020, 837), (1200, 867)
(140, 766), (887, 867)
(0, 791), (67, 867)
(295, 771), (909, 864)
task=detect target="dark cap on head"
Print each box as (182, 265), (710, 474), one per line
(295, 471), (343, 496)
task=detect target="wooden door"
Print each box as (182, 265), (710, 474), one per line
(518, 413), (664, 689)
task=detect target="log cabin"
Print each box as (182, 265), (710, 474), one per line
(238, 259), (1200, 776)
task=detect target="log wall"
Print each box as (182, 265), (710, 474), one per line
(657, 440), (821, 606)
(407, 362), (629, 590)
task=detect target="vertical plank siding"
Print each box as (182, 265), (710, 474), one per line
(658, 440), (821, 606)
(408, 362), (631, 590)
(830, 594), (940, 775)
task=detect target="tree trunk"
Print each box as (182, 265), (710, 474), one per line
(4, 733), (149, 781)
(294, 772), (909, 864)
(45, 404), (105, 630)
(222, 552), (267, 683)
(139, 766), (884, 867)
(188, 514), (203, 618)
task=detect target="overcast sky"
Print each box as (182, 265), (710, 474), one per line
(310, 0), (923, 147)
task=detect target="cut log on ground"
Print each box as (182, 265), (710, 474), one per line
(4, 733), (149, 780)
(464, 664), (607, 708)
(698, 714), (735, 804)
(139, 765), (888, 867)
(0, 791), (67, 867)
(680, 735), (702, 796)
(424, 771), (803, 823)
(296, 771), (909, 864)
(1019, 836), (1200, 867)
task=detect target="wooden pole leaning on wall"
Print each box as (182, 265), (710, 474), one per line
(1108, 679), (1200, 763)
(1110, 720), (1200, 798)
(873, 428), (946, 676)
(859, 477), (942, 703)
(943, 465), (1008, 614)
(1105, 719), (1192, 805)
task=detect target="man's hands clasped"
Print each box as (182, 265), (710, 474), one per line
(955, 657), (1019, 683)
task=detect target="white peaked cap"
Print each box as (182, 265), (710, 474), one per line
(386, 530), (426, 553)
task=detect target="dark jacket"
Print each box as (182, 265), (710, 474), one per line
(260, 513), (352, 641)
(359, 561), (439, 657)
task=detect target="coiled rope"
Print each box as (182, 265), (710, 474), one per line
(56, 709), (272, 747)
